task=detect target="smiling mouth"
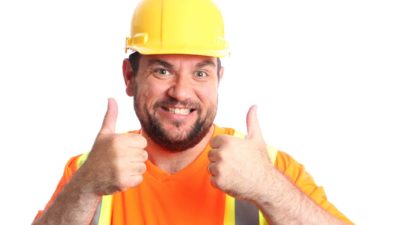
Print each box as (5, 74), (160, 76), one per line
(161, 106), (195, 115)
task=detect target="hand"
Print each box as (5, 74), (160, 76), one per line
(208, 105), (273, 201)
(80, 98), (148, 195)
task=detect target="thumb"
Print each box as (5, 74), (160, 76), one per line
(246, 105), (263, 140)
(99, 98), (118, 134)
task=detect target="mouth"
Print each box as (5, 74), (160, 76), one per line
(161, 106), (196, 116)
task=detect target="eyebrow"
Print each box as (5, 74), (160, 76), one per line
(195, 60), (217, 69)
(147, 58), (217, 70)
(147, 59), (173, 69)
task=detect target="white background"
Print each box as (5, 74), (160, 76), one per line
(1, 0), (399, 224)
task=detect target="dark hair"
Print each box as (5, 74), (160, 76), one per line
(128, 52), (142, 75)
(128, 52), (222, 78)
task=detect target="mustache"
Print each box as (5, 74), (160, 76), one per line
(154, 98), (200, 109)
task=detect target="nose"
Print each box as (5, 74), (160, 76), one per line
(167, 75), (193, 101)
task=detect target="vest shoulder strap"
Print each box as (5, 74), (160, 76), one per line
(75, 154), (113, 225)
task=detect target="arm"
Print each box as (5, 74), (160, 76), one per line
(33, 99), (148, 225)
(208, 106), (353, 224)
(254, 166), (349, 225)
(32, 165), (101, 225)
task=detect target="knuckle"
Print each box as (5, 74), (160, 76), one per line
(141, 150), (148, 161)
(135, 162), (147, 174)
(139, 136), (148, 147)
(210, 136), (222, 147)
(131, 149), (148, 162)
(208, 150), (216, 161)
(209, 163), (223, 177)
(133, 134), (147, 148)
(209, 149), (225, 162)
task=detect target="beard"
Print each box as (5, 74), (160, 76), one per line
(134, 96), (217, 152)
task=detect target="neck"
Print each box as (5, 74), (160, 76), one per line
(142, 125), (215, 174)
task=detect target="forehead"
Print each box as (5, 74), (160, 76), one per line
(140, 54), (218, 67)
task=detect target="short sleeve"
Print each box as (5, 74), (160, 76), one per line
(274, 151), (354, 224)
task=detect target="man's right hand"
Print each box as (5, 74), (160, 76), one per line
(80, 98), (148, 195)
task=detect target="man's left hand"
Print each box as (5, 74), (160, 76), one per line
(208, 105), (273, 202)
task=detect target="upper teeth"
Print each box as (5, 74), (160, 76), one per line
(169, 108), (190, 115)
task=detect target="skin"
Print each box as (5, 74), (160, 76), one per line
(33, 54), (349, 225)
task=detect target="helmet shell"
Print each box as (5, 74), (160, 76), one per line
(125, 0), (229, 57)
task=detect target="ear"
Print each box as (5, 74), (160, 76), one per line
(218, 66), (224, 83)
(122, 58), (135, 96)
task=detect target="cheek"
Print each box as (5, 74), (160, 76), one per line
(197, 84), (219, 105)
(136, 82), (168, 104)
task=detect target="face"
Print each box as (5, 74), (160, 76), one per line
(123, 54), (223, 151)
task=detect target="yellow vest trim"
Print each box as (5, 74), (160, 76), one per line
(76, 153), (89, 168)
(76, 153), (113, 225)
(231, 130), (277, 225)
(98, 195), (113, 225)
(266, 145), (277, 166)
(224, 195), (235, 225)
(259, 211), (269, 225)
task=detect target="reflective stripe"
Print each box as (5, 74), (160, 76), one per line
(90, 202), (101, 225)
(228, 131), (278, 225)
(224, 196), (267, 225)
(235, 199), (259, 225)
(97, 195), (113, 225)
(90, 195), (113, 225)
(266, 145), (277, 165)
(259, 211), (269, 225)
(232, 131), (245, 139)
(77, 153), (89, 168)
(224, 195), (235, 225)
(76, 154), (113, 225)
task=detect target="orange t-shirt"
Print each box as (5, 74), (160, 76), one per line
(35, 125), (353, 224)
(112, 134), (225, 224)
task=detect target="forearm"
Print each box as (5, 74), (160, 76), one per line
(32, 168), (100, 225)
(256, 168), (349, 225)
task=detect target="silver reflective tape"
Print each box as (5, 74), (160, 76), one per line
(235, 199), (259, 225)
(90, 199), (102, 225)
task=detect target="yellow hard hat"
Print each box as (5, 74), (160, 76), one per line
(125, 0), (229, 57)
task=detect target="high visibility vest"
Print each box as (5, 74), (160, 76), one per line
(77, 131), (278, 225)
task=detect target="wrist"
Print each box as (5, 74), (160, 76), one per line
(253, 167), (286, 208)
(68, 164), (101, 197)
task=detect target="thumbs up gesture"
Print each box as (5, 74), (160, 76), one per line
(79, 98), (148, 195)
(208, 105), (273, 201)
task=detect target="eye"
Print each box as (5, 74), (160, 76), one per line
(194, 71), (208, 78)
(152, 68), (172, 77)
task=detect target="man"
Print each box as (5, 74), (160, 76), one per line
(33, 0), (353, 224)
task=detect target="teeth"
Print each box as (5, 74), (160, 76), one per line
(169, 108), (190, 115)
